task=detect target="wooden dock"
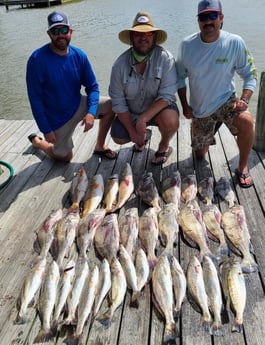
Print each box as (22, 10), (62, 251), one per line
(0, 118), (264, 345)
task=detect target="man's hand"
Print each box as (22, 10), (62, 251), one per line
(44, 131), (56, 143)
(81, 113), (95, 132)
(233, 99), (249, 112)
(182, 105), (193, 119)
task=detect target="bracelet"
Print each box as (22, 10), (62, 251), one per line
(241, 97), (249, 104)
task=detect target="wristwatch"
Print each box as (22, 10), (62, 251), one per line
(241, 97), (249, 104)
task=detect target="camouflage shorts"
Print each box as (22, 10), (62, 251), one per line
(191, 93), (240, 151)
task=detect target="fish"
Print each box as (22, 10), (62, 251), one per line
(136, 171), (161, 210)
(52, 210), (79, 270)
(139, 207), (159, 269)
(103, 174), (119, 213)
(170, 256), (186, 318)
(76, 208), (106, 259)
(158, 203), (179, 258)
(221, 205), (258, 273)
(161, 170), (181, 209)
(93, 258), (111, 317)
(15, 257), (47, 324)
(186, 256), (211, 332)
(119, 244), (139, 308)
(52, 259), (75, 333)
(181, 174), (197, 204)
(220, 256), (246, 333)
(33, 260), (60, 343)
(118, 207), (139, 258)
(202, 255), (223, 336)
(94, 213), (120, 262)
(97, 257), (127, 327)
(215, 176), (236, 208)
(82, 174), (104, 218)
(33, 208), (63, 258)
(63, 258), (89, 326)
(152, 255), (178, 343)
(134, 248), (150, 300)
(178, 200), (216, 262)
(113, 163), (134, 211)
(68, 166), (89, 212)
(202, 203), (229, 258)
(197, 177), (214, 205)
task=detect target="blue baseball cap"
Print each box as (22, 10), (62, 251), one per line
(198, 0), (222, 15)
(47, 11), (70, 30)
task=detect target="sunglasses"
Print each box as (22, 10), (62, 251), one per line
(133, 31), (154, 37)
(198, 12), (219, 22)
(50, 26), (70, 36)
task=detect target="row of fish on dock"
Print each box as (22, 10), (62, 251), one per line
(14, 163), (258, 344)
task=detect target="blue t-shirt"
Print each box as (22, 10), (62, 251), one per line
(177, 30), (257, 118)
(26, 44), (99, 134)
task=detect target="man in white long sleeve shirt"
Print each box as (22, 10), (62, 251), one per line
(177, 0), (257, 188)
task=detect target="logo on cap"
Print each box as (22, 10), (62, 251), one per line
(51, 13), (64, 23)
(137, 16), (149, 24)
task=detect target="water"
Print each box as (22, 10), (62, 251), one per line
(0, 0), (264, 120)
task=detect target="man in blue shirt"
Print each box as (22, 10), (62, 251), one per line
(26, 11), (116, 162)
(177, 0), (257, 187)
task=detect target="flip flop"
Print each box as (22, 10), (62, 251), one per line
(93, 149), (117, 160)
(132, 129), (152, 152)
(151, 146), (173, 165)
(235, 168), (254, 188)
(28, 133), (43, 143)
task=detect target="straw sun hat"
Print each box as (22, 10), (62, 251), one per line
(118, 12), (167, 45)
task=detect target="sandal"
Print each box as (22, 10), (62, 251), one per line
(93, 149), (117, 160)
(151, 146), (173, 165)
(28, 133), (43, 143)
(235, 168), (254, 188)
(132, 129), (152, 152)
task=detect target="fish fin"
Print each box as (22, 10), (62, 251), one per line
(63, 335), (80, 345)
(163, 323), (178, 344)
(14, 313), (28, 325)
(210, 321), (224, 337)
(96, 311), (112, 328)
(232, 321), (244, 333)
(241, 257), (259, 273)
(33, 329), (54, 343)
(130, 291), (139, 308)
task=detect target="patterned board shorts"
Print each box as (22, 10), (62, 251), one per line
(191, 93), (241, 151)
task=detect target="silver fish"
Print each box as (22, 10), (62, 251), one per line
(161, 170), (181, 209)
(221, 205), (258, 273)
(52, 259), (75, 332)
(15, 257), (47, 324)
(181, 174), (197, 204)
(136, 171), (161, 210)
(119, 244), (138, 307)
(158, 203), (179, 258)
(202, 255), (223, 336)
(64, 258), (89, 326)
(139, 207), (159, 269)
(220, 256), (246, 333)
(118, 206), (139, 258)
(82, 174), (104, 218)
(134, 248), (150, 301)
(68, 166), (89, 212)
(103, 174), (119, 213)
(170, 256), (186, 318)
(114, 163), (134, 211)
(152, 255), (178, 343)
(197, 177), (214, 205)
(202, 203), (229, 258)
(97, 257), (127, 327)
(186, 256), (211, 332)
(33, 260), (60, 343)
(33, 208), (63, 258)
(94, 213), (120, 262)
(178, 200), (215, 262)
(215, 176), (236, 208)
(93, 258), (111, 317)
(76, 208), (106, 259)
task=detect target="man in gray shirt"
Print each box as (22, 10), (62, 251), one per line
(109, 12), (179, 164)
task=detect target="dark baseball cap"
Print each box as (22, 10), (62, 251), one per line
(47, 11), (70, 30)
(198, 0), (222, 15)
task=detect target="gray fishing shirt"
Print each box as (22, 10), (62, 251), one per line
(109, 46), (178, 116)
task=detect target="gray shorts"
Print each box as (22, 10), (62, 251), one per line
(52, 95), (110, 156)
(191, 94), (241, 151)
(110, 102), (179, 139)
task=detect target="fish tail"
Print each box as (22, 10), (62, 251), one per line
(68, 203), (79, 213)
(63, 335), (80, 345)
(130, 291), (139, 308)
(173, 307), (181, 320)
(33, 328), (54, 343)
(163, 322), (178, 344)
(201, 316), (211, 333)
(148, 255), (158, 270)
(210, 321), (224, 337)
(232, 320), (244, 333)
(96, 311), (112, 328)
(218, 243), (230, 258)
(241, 257), (259, 273)
(14, 313), (28, 325)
